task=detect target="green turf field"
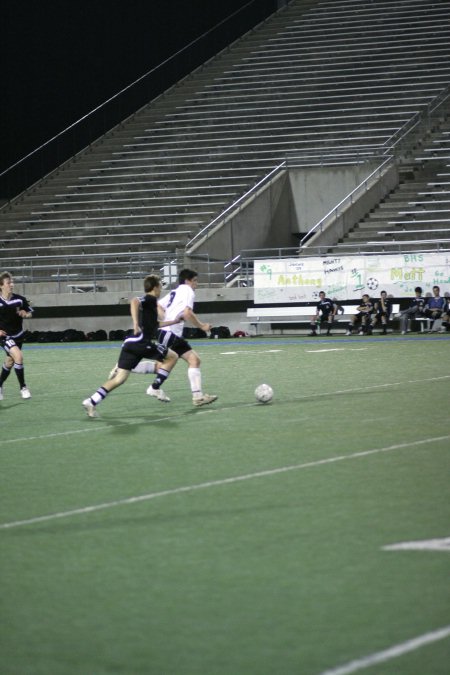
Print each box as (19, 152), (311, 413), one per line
(1, 334), (449, 675)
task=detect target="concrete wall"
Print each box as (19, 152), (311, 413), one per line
(21, 286), (253, 336)
(304, 163), (399, 248)
(288, 161), (389, 234)
(186, 171), (298, 263)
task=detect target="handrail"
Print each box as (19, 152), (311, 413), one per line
(298, 155), (393, 248)
(186, 161), (287, 251)
(0, 0), (280, 199)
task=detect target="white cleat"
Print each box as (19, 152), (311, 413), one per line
(193, 393), (218, 407)
(20, 387), (31, 399)
(82, 398), (98, 418)
(146, 386), (170, 402)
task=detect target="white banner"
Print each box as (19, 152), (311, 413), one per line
(254, 253), (450, 303)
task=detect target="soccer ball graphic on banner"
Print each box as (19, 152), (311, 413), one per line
(255, 383), (274, 404)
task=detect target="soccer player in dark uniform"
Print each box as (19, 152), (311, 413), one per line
(309, 291), (337, 336)
(346, 294), (374, 335)
(371, 290), (393, 335)
(0, 271), (33, 400)
(82, 274), (179, 418)
(398, 286), (426, 334)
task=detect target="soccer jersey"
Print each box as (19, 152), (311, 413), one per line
(410, 295), (426, 312)
(137, 294), (159, 339)
(316, 298), (335, 315)
(357, 300), (374, 314)
(426, 296), (445, 311)
(375, 297), (392, 316)
(159, 284), (195, 337)
(0, 293), (33, 338)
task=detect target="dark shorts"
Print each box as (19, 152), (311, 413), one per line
(157, 330), (192, 358)
(319, 312), (333, 322)
(117, 335), (169, 371)
(0, 335), (24, 355)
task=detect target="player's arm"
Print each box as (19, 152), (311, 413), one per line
(182, 306), (211, 333)
(159, 315), (184, 327)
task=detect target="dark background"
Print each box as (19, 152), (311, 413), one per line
(1, 0), (281, 176)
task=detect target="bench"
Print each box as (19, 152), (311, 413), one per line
(243, 304), (400, 335)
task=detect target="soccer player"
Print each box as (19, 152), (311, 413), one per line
(82, 274), (179, 418)
(398, 286), (426, 334)
(346, 294), (374, 335)
(153, 268), (217, 407)
(371, 290), (393, 335)
(308, 291), (336, 336)
(0, 271), (33, 400)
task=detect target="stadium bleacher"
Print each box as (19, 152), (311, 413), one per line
(1, 0), (450, 283)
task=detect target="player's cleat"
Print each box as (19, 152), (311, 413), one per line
(146, 386), (170, 402)
(0, 386), (3, 401)
(82, 398), (98, 418)
(308, 331), (317, 337)
(20, 387), (31, 399)
(193, 393), (218, 407)
(345, 330), (352, 336)
(108, 364), (118, 380)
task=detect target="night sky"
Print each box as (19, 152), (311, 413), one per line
(2, 0), (279, 175)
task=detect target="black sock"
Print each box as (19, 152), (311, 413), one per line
(152, 368), (170, 390)
(0, 366), (11, 386)
(14, 364), (26, 389)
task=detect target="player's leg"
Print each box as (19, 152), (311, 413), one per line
(0, 351), (14, 399)
(83, 342), (139, 417)
(109, 359), (156, 379)
(146, 346), (178, 402)
(308, 314), (317, 336)
(181, 348), (218, 407)
(83, 368), (130, 417)
(0, 341), (30, 399)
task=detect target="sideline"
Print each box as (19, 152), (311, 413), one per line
(1, 434), (448, 530)
(318, 625), (450, 675)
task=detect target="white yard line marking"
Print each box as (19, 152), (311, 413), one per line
(383, 537), (450, 552)
(318, 625), (450, 675)
(306, 348), (347, 353)
(1, 375), (449, 447)
(0, 435), (448, 531)
(221, 349), (283, 355)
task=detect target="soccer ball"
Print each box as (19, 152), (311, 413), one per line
(255, 383), (273, 404)
(366, 277), (379, 290)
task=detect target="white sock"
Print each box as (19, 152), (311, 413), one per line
(188, 367), (202, 396)
(132, 360), (155, 374)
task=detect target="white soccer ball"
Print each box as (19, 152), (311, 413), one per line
(255, 383), (274, 404)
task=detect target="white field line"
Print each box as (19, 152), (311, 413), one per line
(0, 434), (449, 531)
(383, 537), (450, 552)
(318, 625), (450, 675)
(1, 374), (449, 447)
